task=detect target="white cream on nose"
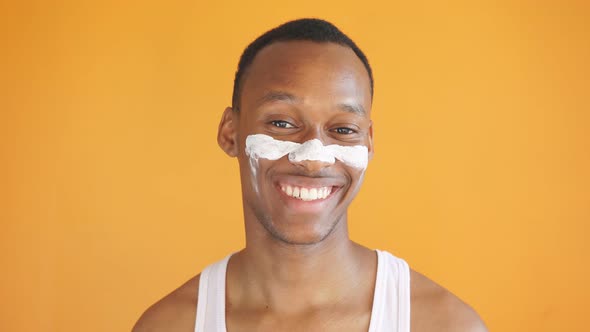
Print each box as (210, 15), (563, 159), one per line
(245, 134), (369, 169)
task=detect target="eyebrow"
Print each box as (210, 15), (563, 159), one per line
(338, 103), (366, 116)
(256, 90), (366, 116)
(257, 91), (301, 106)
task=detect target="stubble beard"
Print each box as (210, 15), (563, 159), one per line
(249, 200), (346, 246)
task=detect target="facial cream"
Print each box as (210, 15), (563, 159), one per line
(245, 134), (368, 169)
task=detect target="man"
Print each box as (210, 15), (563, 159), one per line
(133, 18), (487, 332)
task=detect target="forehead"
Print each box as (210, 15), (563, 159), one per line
(239, 41), (372, 115)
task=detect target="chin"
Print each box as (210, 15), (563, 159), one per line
(260, 214), (342, 246)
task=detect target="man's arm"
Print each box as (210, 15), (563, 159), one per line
(132, 274), (200, 332)
(410, 269), (488, 332)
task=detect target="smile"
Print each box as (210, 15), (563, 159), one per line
(279, 185), (333, 201)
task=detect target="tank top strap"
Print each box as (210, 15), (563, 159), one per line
(194, 254), (231, 332)
(368, 250), (411, 332)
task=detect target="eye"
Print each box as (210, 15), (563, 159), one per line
(270, 120), (296, 129)
(333, 127), (357, 135)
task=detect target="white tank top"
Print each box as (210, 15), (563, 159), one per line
(194, 250), (411, 332)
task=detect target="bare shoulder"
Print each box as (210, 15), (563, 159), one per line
(132, 274), (201, 332)
(410, 269), (488, 332)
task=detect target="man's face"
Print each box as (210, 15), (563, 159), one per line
(224, 40), (373, 245)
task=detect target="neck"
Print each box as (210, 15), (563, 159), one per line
(227, 217), (375, 314)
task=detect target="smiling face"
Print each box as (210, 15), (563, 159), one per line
(218, 40), (373, 245)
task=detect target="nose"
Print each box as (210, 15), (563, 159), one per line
(288, 138), (335, 172)
(291, 159), (333, 173)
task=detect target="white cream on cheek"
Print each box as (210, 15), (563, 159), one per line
(245, 134), (369, 170)
(249, 156), (260, 194)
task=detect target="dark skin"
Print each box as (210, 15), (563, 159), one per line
(133, 41), (488, 332)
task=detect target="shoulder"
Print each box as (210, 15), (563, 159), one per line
(132, 274), (201, 332)
(410, 269), (488, 332)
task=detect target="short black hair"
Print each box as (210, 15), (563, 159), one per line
(231, 18), (374, 110)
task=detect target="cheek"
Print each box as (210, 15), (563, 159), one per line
(330, 145), (369, 170)
(247, 157), (262, 194)
(237, 155), (261, 195)
(245, 157), (277, 192)
(346, 167), (366, 191)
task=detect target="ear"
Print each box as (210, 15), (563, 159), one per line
(217, 107), (239, 157)
(368, 120), (374, 161)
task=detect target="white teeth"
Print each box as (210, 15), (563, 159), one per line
(280, 185), (333, 201)
(309, 188), (318, 200)
(300, 188), (309, 200)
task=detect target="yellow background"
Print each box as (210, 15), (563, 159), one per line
(1, 1), (588, 331)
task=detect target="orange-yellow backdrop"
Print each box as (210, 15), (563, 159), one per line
(1, 1), (588, 331)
